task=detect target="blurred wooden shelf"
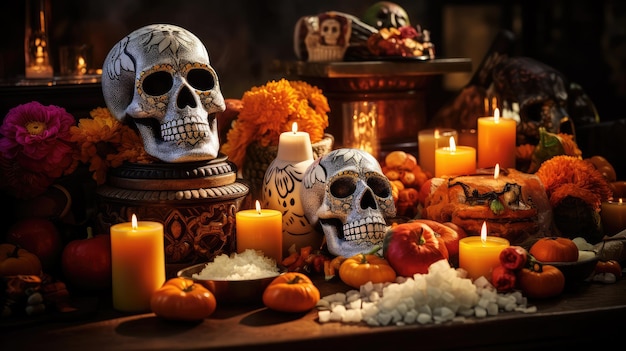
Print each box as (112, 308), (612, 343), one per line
(279, 58), (472, 78)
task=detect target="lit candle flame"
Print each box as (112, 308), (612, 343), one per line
(480, 221), (487, 243)
(434, 129), (440, 139)
(448, 136), (456, 152)
(255, 200), (262, 214)
(292, 122), (298, 134)
(132, 214), (138, 230)
(494, 108), (500, 122)
(494, 163), (500, 179)
(620, 198), (624, 205)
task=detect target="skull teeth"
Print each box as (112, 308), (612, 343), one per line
(161, 115), (210, 145)
(342, 217), (386, 242)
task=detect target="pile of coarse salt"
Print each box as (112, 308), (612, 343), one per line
(193, 249), (280, 280)
(316, 259), (537, 326)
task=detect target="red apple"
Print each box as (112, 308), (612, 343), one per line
(383, 221), (449, 277)
(441, 221), (467, 267)
(6, 218), (63, 272)
(61, 228), (112, 291)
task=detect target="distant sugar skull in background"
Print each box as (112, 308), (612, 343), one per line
(294, 12), (352, 62)
(300, 148), (396, 257)
(101, 24), (225, 163)
(362, 1), (411, 29)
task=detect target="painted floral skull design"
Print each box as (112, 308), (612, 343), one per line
(101, 24), (225, 163)
(300, 148), (396, 257)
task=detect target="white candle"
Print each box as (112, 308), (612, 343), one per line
(276, 122), (313, 162)
(262, 122), (320, 258)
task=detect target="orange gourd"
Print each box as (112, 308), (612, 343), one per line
(517, 262), (565, 299)
(594, 260), (622, 277)
(529, 237), (579, 262)
(150, 277), (217, 321)
(339, 250), (397, 289)
(0, 243), (42, 277)
(263, 272), (320, 313)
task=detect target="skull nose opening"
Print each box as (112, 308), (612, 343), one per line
(360, 189), (377, 210)
(177, 86), (197, 109)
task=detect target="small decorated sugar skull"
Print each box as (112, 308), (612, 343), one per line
(294, 12), (352, 62)
(300, 148), (396, 257)
(101, 24), (225, 163)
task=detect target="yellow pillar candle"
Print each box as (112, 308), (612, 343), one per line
(434, 137), (476, 177)
(601, 198), (626, 236)
(110, 214), (165, 312)
(477, 108), (517, 169)
(236, 200), (283, 263)
(459, 222), (510, 281)
(418, 128), (457, 177)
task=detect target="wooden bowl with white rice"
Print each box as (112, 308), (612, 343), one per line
(177, 249), (283, 304)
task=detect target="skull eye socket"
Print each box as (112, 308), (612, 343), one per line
(187, 68), (216, 91)
(322, 23), (339, 34)
(367, 175), (391, 198)
(143, 71), (173, 96)
(330, 176), (356, 198)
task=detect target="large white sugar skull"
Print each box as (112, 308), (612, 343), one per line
(101, 24), (225, 163)
(301, 148), (396, 257)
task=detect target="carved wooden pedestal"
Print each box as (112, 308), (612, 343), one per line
(95, 155), (250, 277)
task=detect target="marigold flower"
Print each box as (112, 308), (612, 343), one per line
(221, 79), (329, 168)
(535, 155), (612, 211)
(70, 107), (154, 184)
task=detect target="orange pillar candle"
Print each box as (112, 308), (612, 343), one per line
(110, 214), (165, 312)
(236, 200), (283, 263)
(601, 198), (626, 236)
(477, 108), (517, 169)
(434, 137), (476, 177)
(459, 222), (510, 281)
(418, 128), (457, 177)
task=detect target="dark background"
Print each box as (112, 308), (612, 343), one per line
(1, 0), (624, 120)
(0, 0), (624, 180)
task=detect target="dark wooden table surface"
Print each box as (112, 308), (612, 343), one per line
(1, 274), (624, 351)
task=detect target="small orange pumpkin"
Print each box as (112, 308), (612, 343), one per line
(517, 261), (565, 299)
(339, 250), (397, 289)
(0, 243), (42, 277)
(594, 260), (622, 277)
(263, 272), (320, 313)
(150, 277), (217, 321)
(529, 237), (579, 262)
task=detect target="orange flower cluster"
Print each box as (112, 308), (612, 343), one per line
(220, 79), (330, 168)
(535, 155), (613, 211)
(69, 107), (155, 185)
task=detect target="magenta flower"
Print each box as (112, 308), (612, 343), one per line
(0, 101), (76, 198)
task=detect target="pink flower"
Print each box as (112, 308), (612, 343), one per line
(0, 101), (76, 179)
(0, 101), (77, 199)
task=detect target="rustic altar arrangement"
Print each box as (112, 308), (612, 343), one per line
(1, 2), (625, 328)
